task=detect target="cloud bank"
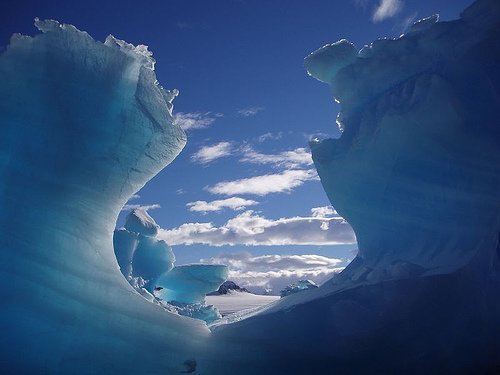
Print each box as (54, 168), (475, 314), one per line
(159, 209), (356, 246)
(240, 146), (313, 169)
(187, 197), (258, 213)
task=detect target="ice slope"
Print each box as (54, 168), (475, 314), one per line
(0, 19), (213, 374)
(206, 291), (279, 317)
(208, 0), (500, 372)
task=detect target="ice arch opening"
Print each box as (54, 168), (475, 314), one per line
(2, 0), (500, 372)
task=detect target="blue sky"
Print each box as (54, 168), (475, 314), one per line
(1, 0), (473, 293)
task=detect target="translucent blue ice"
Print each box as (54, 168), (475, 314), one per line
(0, 18), (215, 374)
(156, 264), (229, 304)
(114, 209), (227, 322)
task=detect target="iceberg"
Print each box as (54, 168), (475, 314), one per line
(0, 19), (216, 374)
(2, 0), (500, 372)
(210, 0), (500, 372)
(304, 0), (500, 277)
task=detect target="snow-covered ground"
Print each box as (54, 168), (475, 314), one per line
(206, 291), (279, 316)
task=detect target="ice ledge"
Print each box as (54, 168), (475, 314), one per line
(33, 17), (157, 71)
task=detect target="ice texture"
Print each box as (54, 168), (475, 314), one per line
(166, 301), (223, 324)
(0, 19), (218, 374)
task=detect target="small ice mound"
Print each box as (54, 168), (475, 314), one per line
(166, 301), (222, 324)
(280, 279), (318, 298)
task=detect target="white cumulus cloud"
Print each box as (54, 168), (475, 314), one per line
(174, 112), (219, 131)
(187, 197), (259, 213)
(372, 0), (403, 22)
(240, 145), (313, 169)
(158, 209), (356, 246)
(191, 142), (233, 164)
(206, 169), (318, 196)
(201, 252), (345, 294)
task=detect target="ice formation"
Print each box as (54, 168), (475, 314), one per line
(211, 1), (500, 372)
(2, 0), (500, 373)
(304, 0), (500, 277)
(279, 279), (318, 297)
(0, 19), (216, 374)
(155, 264), (228, 304)
(114, 209), (227, 323)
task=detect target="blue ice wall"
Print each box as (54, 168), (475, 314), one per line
(305, 0), (500, 277)
(0, 19), (212, 374)
(210, 1), (500, 372)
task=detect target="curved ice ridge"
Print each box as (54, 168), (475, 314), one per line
(305, 0), (500, 278)
(209, 1), (500, 372)
(0, 19), (212, 374)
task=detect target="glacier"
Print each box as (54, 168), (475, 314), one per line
(1, 0), (500, 373)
